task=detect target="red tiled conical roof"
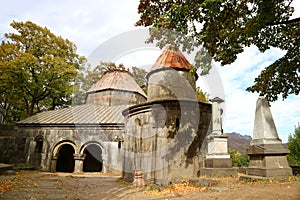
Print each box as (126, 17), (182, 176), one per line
(150, 48), (192, 72)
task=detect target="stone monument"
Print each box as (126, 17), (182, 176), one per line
(246, 96), (292, 177)
(201, 97), (237, 177)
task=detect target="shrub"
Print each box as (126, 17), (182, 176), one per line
(288, 125), (300, 166)
(229, 149), (249, 167)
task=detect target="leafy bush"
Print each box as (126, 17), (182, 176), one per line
(229, 149), (249, 167)
(288, 125), (300, 166)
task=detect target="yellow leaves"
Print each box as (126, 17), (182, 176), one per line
(0, 174), (24, 194)
(144, 182), (207, 196)
(0, 179), (15, 194)
(268, 179), (278, 183)
(196, 87), (210, 102)
(285, 176), (296, 182)
(0, 171), (41, 195)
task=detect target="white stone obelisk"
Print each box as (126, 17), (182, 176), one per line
(251, 96), (282, 145)
(246, 95), (292, 177)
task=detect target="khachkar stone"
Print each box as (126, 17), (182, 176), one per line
(202, 97), (237, 177)
(246, 96), (292, 177)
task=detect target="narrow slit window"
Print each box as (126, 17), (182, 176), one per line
(175, 118), (180, 129)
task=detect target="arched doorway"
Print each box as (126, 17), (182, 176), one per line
(56, 144), (75, 172)
(83, 144), (103, 172)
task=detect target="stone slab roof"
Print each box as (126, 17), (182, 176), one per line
(17, 104), (128, 126)
(87, 70), (146, 98)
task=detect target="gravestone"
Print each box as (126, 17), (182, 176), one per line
(205, 97), (231, 168)
(201, 97), (237, 177)
(246, 96), (292, 177)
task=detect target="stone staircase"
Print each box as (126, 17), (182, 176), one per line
(0, 163), (14, 175)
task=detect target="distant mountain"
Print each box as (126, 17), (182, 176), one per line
(227, 132), (252, 153)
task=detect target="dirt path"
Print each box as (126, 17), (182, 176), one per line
(1, 171), (299, 200)
(0, 171), (126, 199)
(124, 176), (300, 200)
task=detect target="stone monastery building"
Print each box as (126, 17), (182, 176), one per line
(0, 48), (214, 183)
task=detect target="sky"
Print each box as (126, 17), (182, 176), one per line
(1, 0), (299, 142)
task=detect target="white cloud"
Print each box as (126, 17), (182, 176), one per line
(1, 0), (141, 55)
(1, 0), (299, 143)
(222, 89), (257, 135)
(291, 0), (300, 18)
(271, 95), (300, 142)
(216, 46), (299, 142)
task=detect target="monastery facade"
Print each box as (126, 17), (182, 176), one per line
(0, 48), (221, 183)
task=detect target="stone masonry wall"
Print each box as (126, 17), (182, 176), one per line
(0, 125), (30, 167)
(147, 69), (196, 101)
(0, 124), (125, 173)
(86, 90), (146, 106)
(123, 99), (211, 183)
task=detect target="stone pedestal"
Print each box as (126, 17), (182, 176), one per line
(246, 96), (292, 177)
(205, 135), (231, 168)
(246, 144), (292, 177)
(202, 135), (237, 177)
(201, 97), (237, 177)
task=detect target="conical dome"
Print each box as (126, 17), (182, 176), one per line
(146, 48), (197, 101)
(149, 48), (193, 72)
(86, 70), (146, 106)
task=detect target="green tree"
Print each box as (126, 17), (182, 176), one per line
(288, 125), (300, 165)
(0, 21), (84, 123)
(72, 62), (148, 105)
(72, 61), (125, 105)
(196, 87), (209, 102)
(129, 66), (148, 93)
(136, 0), (300, 101)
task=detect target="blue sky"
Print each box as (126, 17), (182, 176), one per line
(1, 0), (299, 142)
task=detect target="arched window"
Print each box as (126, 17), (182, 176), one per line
(135, 118), (141, 126)
(34, 136), (44, 153)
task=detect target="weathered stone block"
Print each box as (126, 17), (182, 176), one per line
(200, 168), (238, 177)
(246, 167), (292, 177)
(206, 135), (230, 157)
(205, 158), (232, 168)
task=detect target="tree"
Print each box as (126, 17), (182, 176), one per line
(130, 66), (148, 93)
(288, 125), (300, 165)
(196, 87), (209, 102)
(136, 0), (300, 101)
(72, 62), (148, 105)
(0, 21), (84, 123)
(72, 61), (125, 105)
